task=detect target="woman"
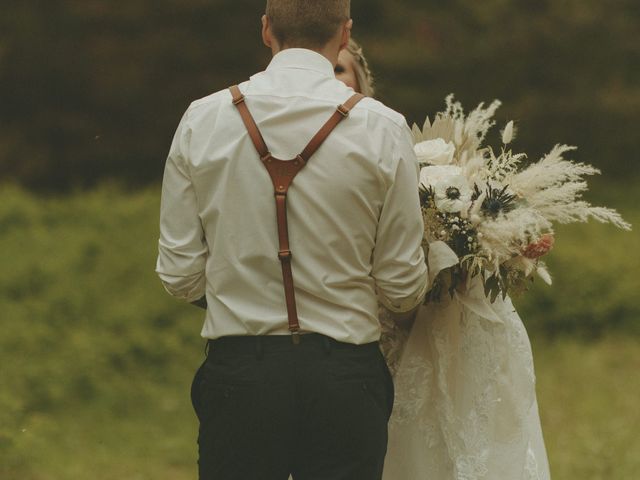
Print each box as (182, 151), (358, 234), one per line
(335, 39), (376, 98)
(337, 39), (552, 480)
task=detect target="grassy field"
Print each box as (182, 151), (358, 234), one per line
(0, 183), (638, 479)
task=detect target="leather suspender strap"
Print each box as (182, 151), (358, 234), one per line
(229, 85), (269, 159)
(229, 85), (365, 344)
(299, 92), (365, 162)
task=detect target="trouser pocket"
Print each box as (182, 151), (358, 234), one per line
(190, 359), (206, 421)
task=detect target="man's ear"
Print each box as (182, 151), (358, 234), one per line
(262, 14), (272, 48)
(339, 19), (353, 50)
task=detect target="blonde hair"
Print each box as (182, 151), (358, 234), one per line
(266, 0), (350, 49)
(346, 38), (375, 97)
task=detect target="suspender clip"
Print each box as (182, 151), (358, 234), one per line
(291, 331), (301, 345)
(278, 250), (292, 261)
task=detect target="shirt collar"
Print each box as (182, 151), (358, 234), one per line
(266, 48), (335, 77)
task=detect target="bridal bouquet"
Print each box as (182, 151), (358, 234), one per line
(414, 95), (631, 302)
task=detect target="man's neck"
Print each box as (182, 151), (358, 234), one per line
(271, 42), (342, 67)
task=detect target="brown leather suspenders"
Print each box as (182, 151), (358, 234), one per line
(229, 84), (364, 344)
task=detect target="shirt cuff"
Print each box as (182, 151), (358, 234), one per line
(157, 271), (206, 303)
(378, 275), (429, 313)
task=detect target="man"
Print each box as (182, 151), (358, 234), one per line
(156, 1), (428, 478)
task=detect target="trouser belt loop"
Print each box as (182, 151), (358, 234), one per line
(255, 336), (264, 359)
(322, 336), (332, 355)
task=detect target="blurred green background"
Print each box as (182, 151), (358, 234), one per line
(0, 1), (638, 479)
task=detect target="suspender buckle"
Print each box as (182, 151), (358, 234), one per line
(337, 104), (350, 117)
(278, 250), (292, 261)
(232, 95), (245, 105)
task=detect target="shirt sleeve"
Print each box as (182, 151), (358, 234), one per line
(155, 109), (208, 302)
(372, 124), (429, 313)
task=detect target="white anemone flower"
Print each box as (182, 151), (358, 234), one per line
(420, 165), (472, 212)
(420, 165), (462, 190)
(432, 174), (473, 213)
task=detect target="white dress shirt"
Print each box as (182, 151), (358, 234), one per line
(156, 48), (428, 344)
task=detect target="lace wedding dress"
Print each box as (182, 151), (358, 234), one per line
(380, 276), (551, 480)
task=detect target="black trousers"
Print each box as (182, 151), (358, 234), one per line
(191, 333), (394, 480)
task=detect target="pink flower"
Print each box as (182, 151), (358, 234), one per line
(523, 234), (555, 259)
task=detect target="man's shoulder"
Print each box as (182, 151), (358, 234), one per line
(356, 96), (408, 131)
(184, 82), (250, 119)
(328, 80), (408, 131)
(189, 87), (242, 111)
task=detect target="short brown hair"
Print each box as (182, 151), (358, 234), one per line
(266, 0), (350, 49)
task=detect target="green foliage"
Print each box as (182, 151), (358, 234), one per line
(0, 1), (638, 189)
(0, 184), (204, 478)
(534, 336), (640, 479)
